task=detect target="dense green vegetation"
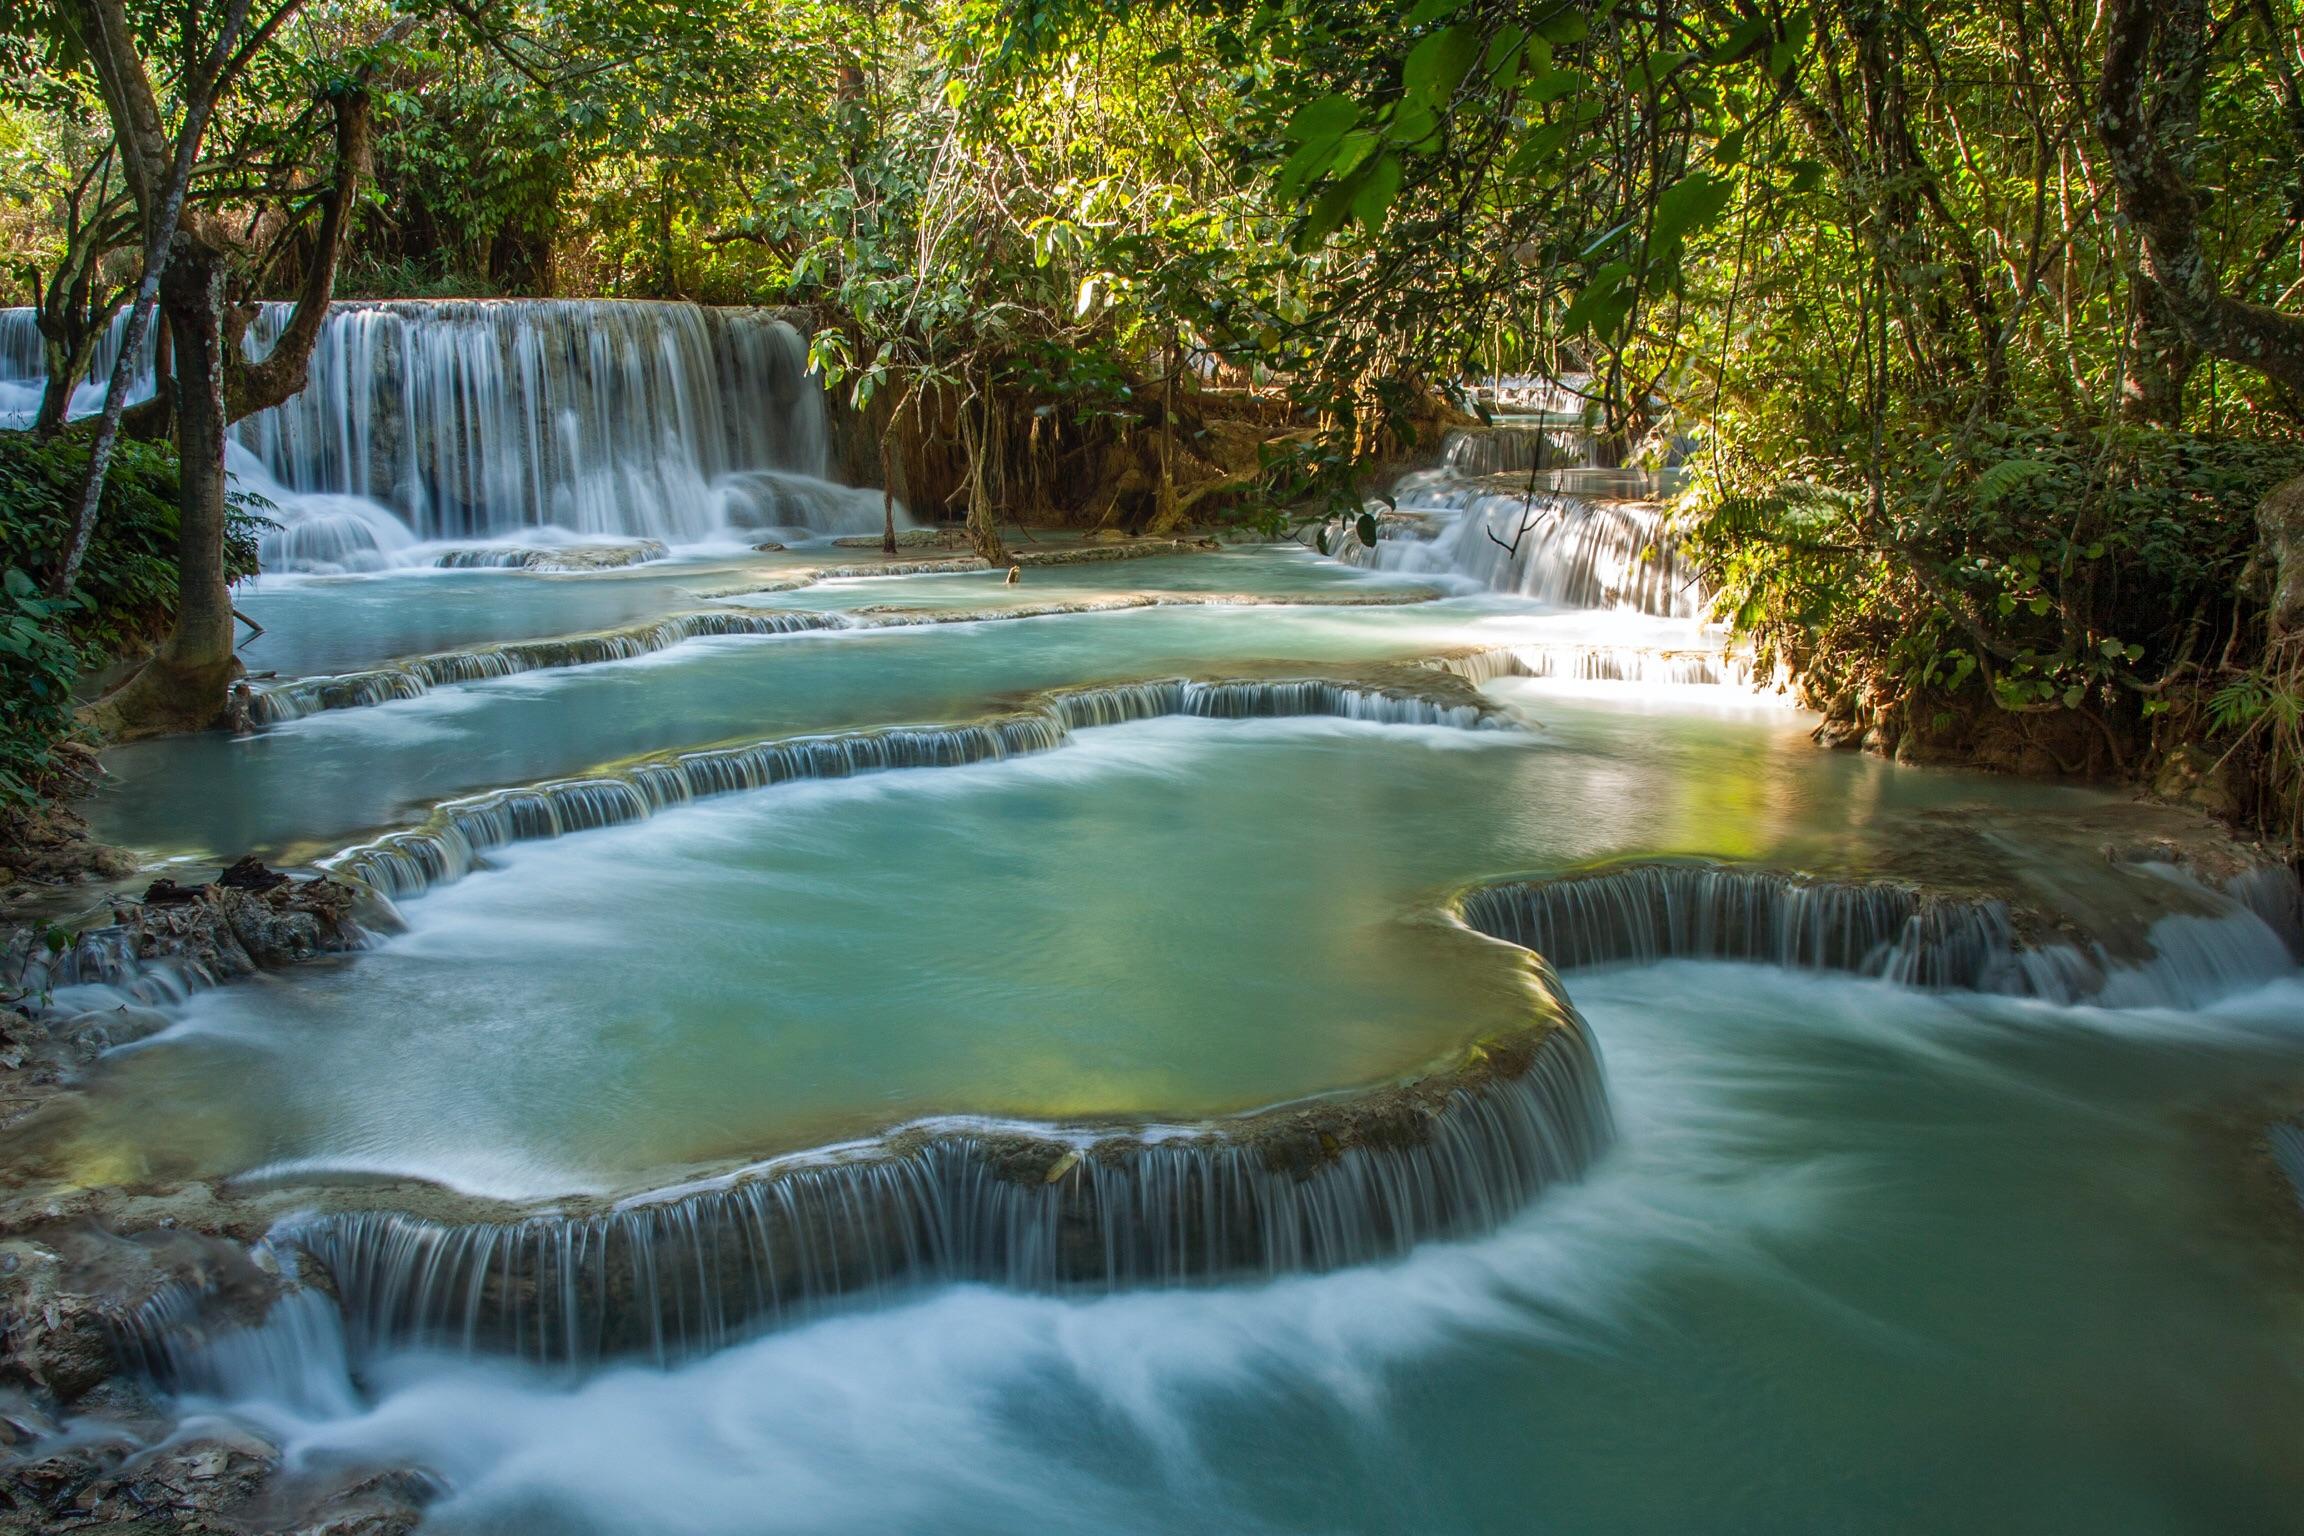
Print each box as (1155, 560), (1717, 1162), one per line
(0, 435), (258, 811)
(5, 0), (2303, 831)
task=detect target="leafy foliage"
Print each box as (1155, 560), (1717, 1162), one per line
(0, 434), (261, 806)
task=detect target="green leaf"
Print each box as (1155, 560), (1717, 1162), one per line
(1560, 261), (1635, 338)
(1388, 102), (1440, 145)
(1711, 15), (1773, 64)
(1484, 25), (1528, 79)
(1403, 24), (1481, 109)
(1296, 180), (1358, 250)
(1973, 457), (2052, 506)
(1524, 68), (1584, 104)
(1356, 512), (1380, 547)
(1285, 93), (1360, 146)
(1505, 120), (1572, 178)
(1352, 154), (1403, 232)
(1329, 130), (1380, 180)
(1652, 170), (1734, 250)
(1535, 6), (1590, 44)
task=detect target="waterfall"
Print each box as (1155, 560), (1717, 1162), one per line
(1, 300), (887, 567)
(329, 678), (1508, 899)
(1432, 642), (1759, 689)
(136, 1009), (1608, 1371)
(1348, 473), (1701, 617)
(0, 306), (156, 427)
(233, 300), (838, 547)
(248, 610), (851, 724)
(1460, 860), (2304, 1007)
(1440, 424), (1591, 477)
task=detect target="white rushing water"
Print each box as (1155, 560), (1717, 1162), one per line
(20, 360), (2304, 1534)
(146, 960), (2304, 1534)
(0, 301), (904, 571)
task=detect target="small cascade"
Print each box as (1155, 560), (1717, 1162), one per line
(1440, 424), (1591, 477)
(117, 1280), (363, 1420)
(1046, 678), (1502, 731)
(1348, 478), (1701, 617)
(1433, 642), (1757, 689)
(243, 1016), (1607, 1367)
(248, 610), (850, 724)
(1461, 860), (2303, 1006)
(714, 469), (895, 539)
(3, 924), (201, 1014)
(329, 678), (1507, 899)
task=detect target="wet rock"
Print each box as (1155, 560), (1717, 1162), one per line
(258, 1464), (437, 1536)
(49, 1005), (172, 1053)
(750, 540), (786, 552)
(216, 859), (288, 895)
(2152, 744), (2245, 819)
(0, 1225), (285, 1409)
(109, 869), (367, 979)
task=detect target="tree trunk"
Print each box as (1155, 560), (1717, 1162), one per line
(2118, 276), (2197, 428)
(962, 393), (1010, 567)
(34, 356), (79, 437)
(2259, 473), (2304, 646)
(880, 429), (900, 555)
(2100, 0), (2304, 397)
(87, 238), (240, 740)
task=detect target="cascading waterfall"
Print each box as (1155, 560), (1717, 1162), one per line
(247, 610), (851, 724)
(328, 678), (1508, 900)
(134, 1012), (1609, 1373)
(1460, 860), (2304, 1008)
(0, 306), (155, 427)
(1440, 424), (1592, 477)
(234, 300), (841, 547)
(246, 587), (1450, 726)
(1, 299), (892, 569)
(1432, 642), (1759, 689)
(1349, 471), (1702, 617)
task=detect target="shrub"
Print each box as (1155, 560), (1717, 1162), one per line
(0, 431), (262, 809)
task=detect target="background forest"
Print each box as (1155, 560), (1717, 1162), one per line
(5, 0), (2304, 834)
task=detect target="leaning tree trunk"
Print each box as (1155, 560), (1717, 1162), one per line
(87, 238), (239, 740)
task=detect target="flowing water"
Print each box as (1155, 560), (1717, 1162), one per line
(0, 300), (887, 568)
(10, 318), (2304, 1534)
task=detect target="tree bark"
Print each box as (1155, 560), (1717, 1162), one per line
(962, 391), (1010, 566)
(80, 86), (368, 738)
(2100, 0), (2304, 399)
(2118, 275), (2197, 428)
(87, 238), (242, 740)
